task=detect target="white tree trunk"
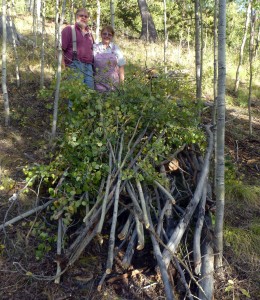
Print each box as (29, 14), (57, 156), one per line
(32, 0), (37, 47)
(2, 0), (10, 126)
(234, 0), (251, 93)
(255, 23), (260, 56)
(36, 0), (41, 22)
(110, 0), (115, 28)
(69, 0), (74, 24)
(96, 0), (101, 43)
(163, 0), (167, 74)
(55, 0), (59, 48)
(7, 1), (20, 88)
(214, 0), (226, 273)
(213, 0), (219, 191)
(194, 0), (202, 101)
(52, 0), (66, 140)
(40, 0), (45, 88)
(200, 0), (203, 100)
(248, 8), (256, 135)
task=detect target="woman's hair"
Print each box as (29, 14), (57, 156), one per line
(101, 25), (115, 37)
(75, 8), (90, 18)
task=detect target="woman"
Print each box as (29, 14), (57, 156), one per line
(93, 25), (126, 92)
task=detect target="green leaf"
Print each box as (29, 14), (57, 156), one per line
(225, 286), (233, 293)
(240, 289), (250, 298)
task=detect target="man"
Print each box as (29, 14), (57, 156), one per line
(61, 8), (94, 89)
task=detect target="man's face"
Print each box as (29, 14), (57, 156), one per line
(76, 11), (89, 28)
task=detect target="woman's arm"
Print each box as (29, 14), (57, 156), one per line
(119, 65), (125, 83)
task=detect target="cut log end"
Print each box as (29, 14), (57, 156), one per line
(97, 285), (102, 292)
(136, 243), (144, 251)
(118, 233), (126, 240)
(106, 268), (112, 275)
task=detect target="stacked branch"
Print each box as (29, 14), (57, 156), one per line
(0, 126), (214, 299)
(57, 125), (214, 299)
(1, 79), (215, 299)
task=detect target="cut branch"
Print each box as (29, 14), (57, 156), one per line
(0, 199), (54, 231)
(162, 125), (213, 268)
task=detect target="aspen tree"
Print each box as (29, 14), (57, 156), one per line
(69, 0), (74, 24)
(255, 24), (260, 56)
(110, 0), (115, 28)
(2, 0), (10, 126)
(55, 0), (59, 48)
(163, 0), (168, 74)
(52, 0), (66, 140)
(248, 7), (256, 135)
(96, 0), (101, 43)
(7, 0), (20, 88)
(215, 0), (226, 274)
(213, 0), (219, 191)
(195, 0), (202, 102)
(40, 0), (46, 88)
(32, 0), (37, 47)
(234, 0), (251, 93)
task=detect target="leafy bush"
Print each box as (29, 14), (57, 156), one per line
(25, 71), (205, 256)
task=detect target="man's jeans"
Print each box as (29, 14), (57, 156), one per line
(69, 60), (94, 89)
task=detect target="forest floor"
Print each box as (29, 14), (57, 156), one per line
(0, 79), (260, 300)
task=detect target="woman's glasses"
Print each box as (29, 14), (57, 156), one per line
(78, 14), (88, 18)
(102, 32), (113, 37)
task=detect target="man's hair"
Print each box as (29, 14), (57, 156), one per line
(75, 8), (89, 17)
(101, 25), (115, 36)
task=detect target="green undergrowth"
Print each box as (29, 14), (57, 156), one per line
(224, 181), (260, 259)
(225, 225), (260, 258)
(226, 179), (260, 207)
(224, 166), (260, 295)
(23, 69), (205, 257)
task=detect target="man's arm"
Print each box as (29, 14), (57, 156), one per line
(119, 66), (125, 84)
(60, 26), (71, 68)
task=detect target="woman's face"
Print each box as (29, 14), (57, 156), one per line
(101, 30), (113, 45)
